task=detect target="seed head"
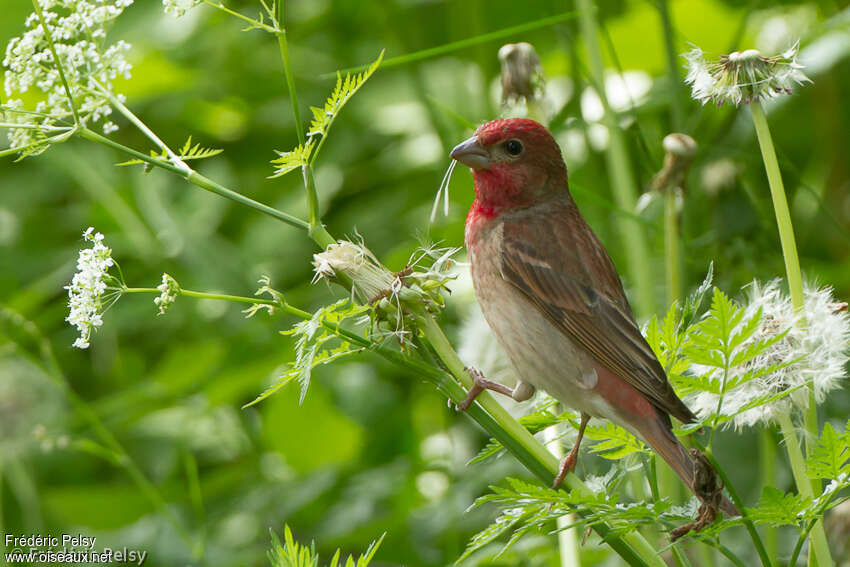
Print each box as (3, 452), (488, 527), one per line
(684, 42), (810, 106)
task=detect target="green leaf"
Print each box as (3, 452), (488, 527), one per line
(269, 140), (314, 178)
(807, 422), (850, 480)
(244, 300), (368, 407)
(268, 524), (383, 567)
(116, 135), (223, 168)
(747, 487), (809, 527)
(584, 422), (648, 460)
(270, 51), (384, 178)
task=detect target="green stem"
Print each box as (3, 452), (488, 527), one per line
(31, 0), (80, 126)
(78, 127), (310, 231)
(777, 411), (833, 567)
(760, 428), (778, 565)
(102, 88), (189, 173)
(657, 0), (682, 131)
(274, 0), (323, 234)
(330, 11), (581, 77)
(694, 442), (773, 567)
(749, 101), (804, 314)
(201, 0), (277, 32)
(544, 423), (581, 567)
(577, 0), (655, 317)
(664, 189), (681, 306)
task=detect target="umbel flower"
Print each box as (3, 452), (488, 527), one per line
(162, 0), (202, 18)
(154, 273), (179, 315)
(689, 280), (850, 429)
(684, 43), (810, 106)
(65, 227), (116, 349)
(2, 0), (134, 150)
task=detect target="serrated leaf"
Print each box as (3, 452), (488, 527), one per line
(116, 135), (223, 168)
(269, 523), (383, 567)
(747, 487), (809, 527)
(584, 422), (647, 460)
(269, 139), (314, 178)
(807, 422), (850, 480)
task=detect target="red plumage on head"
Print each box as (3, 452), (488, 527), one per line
(466, 119), (568, 224)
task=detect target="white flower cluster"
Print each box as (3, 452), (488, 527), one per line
(2, 0), (134, 150)
(162, 0), (202, 18)
(154, 273), (179, 315)
(65, 227), (115, 349)
(690, 280), (849, 428)
(685, 43), (810, 106)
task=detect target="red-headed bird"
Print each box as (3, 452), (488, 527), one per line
(450, 118), (737, 518)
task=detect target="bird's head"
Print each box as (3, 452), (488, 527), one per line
(450, 118), (568, 219)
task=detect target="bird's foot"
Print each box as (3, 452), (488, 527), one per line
(552, 452), (578, 489)
(455, 367), (515, 411)
(670, 449), (735, 541)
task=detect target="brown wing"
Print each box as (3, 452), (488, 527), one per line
(498, 201), (696, 424)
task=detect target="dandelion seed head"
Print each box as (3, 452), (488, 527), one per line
(684, 42), (810, 107)
(688, 280), (850, 429)
(65, 227), (115, 349)
(498, 42), (545, 106)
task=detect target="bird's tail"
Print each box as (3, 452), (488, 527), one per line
(637, 414), (739, 518)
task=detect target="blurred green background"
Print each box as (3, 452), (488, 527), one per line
(1, 0), (849, 565)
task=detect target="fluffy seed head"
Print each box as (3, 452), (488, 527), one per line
(684, 42), (810, 106)
(689, 280), (850, 428)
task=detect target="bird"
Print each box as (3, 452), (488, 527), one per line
(449, 117), (737, 519)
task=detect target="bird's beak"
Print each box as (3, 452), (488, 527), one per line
(450, 136), (489, 170)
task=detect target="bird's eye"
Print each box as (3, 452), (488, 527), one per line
(505, 139), (523, 156)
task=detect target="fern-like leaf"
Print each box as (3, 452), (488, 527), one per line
(116, 136), (223, 168)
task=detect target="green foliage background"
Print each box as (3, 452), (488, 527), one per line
(1, 0), (849, 565)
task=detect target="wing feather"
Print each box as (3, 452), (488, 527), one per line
(498, 202), (696, 424)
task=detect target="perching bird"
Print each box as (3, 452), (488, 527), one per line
(450, 118), (737, 518)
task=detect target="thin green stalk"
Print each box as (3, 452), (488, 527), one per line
(664, 189), (681, 305)
(78, 127), (310, 231)
(577, 0), (655, 317)
(273, 0), (322, 232)
(330, 11), (581, 77)
(789, 519), (819, 567)
(31, 0), (80, 126)
(749, 102), (804, 313)
(657, 0), (682, 131)
(101, 88), (189, 173)
(760, 428), (778, 565)
(777, 412), (833, 567)
(544, 424), (581, 567)
(201, 0), (277, 32)
(694, 442), (773, 567)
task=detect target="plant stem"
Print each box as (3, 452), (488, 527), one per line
(273, 0), (322, 232)
(749, 102), (804, 314)
(759, 427), (778, 565)
(103, 88), (189, 173)
(544, 424), (581, 567)
(664, 189), (681, 306)
(78, 127), (310, 231)
(31, 0), (80, 126)
(577, 0), (655, 317)
(695, 442), (773, 567)
(657, 0), (682, 131)
(750, 101), (829, 566)
(777, 411), (833, 567)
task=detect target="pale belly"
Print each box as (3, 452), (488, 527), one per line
(468, 225), (619, 422)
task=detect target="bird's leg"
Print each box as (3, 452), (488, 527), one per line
(455, 367), (535, 411)
(552, 412), (590, 489)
